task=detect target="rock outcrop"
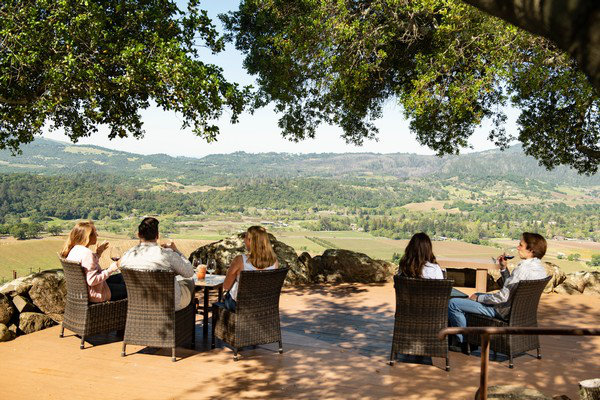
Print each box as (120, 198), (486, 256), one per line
(554, 271), (600, 295)
(19, 312), (56, 334)
(0, 323), (15, 342)
(307, 249), (396, 283)
(0, 293), (15, 325)
(189, 233), (310, 284)
(543, 262), (567, 293)
(0, 269), (66, 341)
(0, 275), (34, 297)
(28, 269), (66, 314)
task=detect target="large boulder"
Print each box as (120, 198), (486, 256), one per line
(307, 249), (395, 283)
(0, 274), (35, 297)
(189, 233), (310, 284)
(28, 269), (66, 314)
(11, 295), (37, 313)
(555, 271), (600, 295)
(0, 293), (15, 325)
(19, 312), (56, 334)
(543, 262), (567, 293)
(0, 323), (15, 342)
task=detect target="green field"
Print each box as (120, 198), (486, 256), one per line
(3, 227), (596, 283)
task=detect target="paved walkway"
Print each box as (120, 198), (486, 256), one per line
(0, 282), (598, 399)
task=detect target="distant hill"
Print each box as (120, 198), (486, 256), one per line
(1, 138), (599, 185)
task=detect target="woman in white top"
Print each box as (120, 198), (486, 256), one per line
(222, 226), (279, 311)
(397, 232), (444, 279)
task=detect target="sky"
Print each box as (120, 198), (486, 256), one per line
(43, 1), (519, 158)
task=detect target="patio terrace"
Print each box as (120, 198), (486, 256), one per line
(0, 282), (598, 399)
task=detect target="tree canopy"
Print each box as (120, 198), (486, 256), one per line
(0, 0), (249, 153)
(223, 0), (600, 174)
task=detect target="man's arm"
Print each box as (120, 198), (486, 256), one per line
(477, 267), (517, 304)
(163, 243), (194, 278)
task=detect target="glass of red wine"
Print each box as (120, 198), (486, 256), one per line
(110, 246), (122, 263)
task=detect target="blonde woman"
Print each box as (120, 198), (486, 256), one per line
(222, 226), (279, 311)
(60, 221), (127, 302)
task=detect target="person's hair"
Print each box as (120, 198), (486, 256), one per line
(522, 232), (547, 259)
(60, 220), (96, 258)
(138, 217), (159, 241)
(246, 226), (277, 269)
(398, 232), (437, 278)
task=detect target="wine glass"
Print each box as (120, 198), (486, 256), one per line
(110, 245), (122, 262)
(503, 246), (518, 261)
(207, 258), (216, 277)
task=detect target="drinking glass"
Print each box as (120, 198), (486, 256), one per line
(110, 246), (122, 262)
(207, 258), (216, 277)
(503, 246), (518, 260)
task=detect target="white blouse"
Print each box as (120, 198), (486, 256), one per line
(421, 262), (444, 279)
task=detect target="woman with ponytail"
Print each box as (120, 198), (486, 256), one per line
(222, 226), (279, 311)
(61, 221), (126, 302)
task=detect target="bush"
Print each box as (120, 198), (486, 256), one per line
(589, 254), (600, 267)
(567, 253), (581, 261)
(48, 225), (62, 236)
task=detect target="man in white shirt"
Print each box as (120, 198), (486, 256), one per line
(120, 217), (195, 311)
(448, 232), (548, 346)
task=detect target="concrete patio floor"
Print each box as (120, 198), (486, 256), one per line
(0, 282), (598, 399)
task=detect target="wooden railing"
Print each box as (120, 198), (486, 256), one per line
(438, 327), (600, 400)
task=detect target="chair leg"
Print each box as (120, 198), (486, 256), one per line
(445, 357), (450, 372)
(389, 349), (395, 366)
(509, 354), (514, 369)
(121, 343), (126, 357)
(172, 347), (176, 362)
(233, 348), (239, 362)
(537, 348), (542, 359)
(278, 341), (283, 354)
(492, 350), (497, 361)
(80, 336), (85, 350)
(59, 324), (64, 338)
(211, 308), (216, 349)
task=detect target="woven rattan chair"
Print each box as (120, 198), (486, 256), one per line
(390, 275), (454, 371)
(59, 258), (128, 349)
(466, 276), (551, 368)
(212, 268), (289, 361)
(120, 268), (196, 362)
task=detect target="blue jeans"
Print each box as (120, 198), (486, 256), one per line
(448, 298), (498, 342)
(215, 292), (237, 312)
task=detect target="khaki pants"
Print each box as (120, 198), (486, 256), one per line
(176, 277), (195, 311)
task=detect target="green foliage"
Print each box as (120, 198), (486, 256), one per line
(567, 253), (581, 261)
(391, 252), (403, 264)
(7, 222), (42, 239)
(589, 254), (600, 267)
(47, 225), (62, 236)
(223, 0), (600, 173)
(0, 0), (250, 153)
(306, 237), (339, 249)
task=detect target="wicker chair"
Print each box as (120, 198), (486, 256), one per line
(466, 276), (551, 368)
(59, 258), (128, 349)
(211, 268), (289, 361)
(120, 268), (196, 362)
(390, 275), (454, 371)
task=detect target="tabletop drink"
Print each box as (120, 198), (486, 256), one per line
(194, 258), (206, 280)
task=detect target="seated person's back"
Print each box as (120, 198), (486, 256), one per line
(120, 217), (194, 311)
(398, 232), (444, 279)
(221, 226), (279, 311)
